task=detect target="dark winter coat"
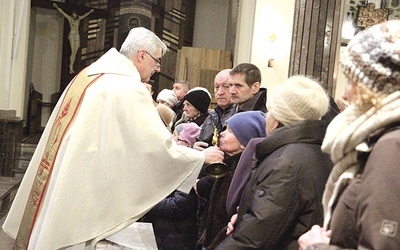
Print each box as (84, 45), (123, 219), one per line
(233, 87), (267, 114)
(197, 104), (235, 146)
(313, 127), (400, 250)
(226, 137), (264, 218)
(226, 95), (339, 219)
(197, 153), (242, 249)
(143, 189), (199, 250)
(216, 120), (333, 250)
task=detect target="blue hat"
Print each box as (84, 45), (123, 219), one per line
(225, 111), (266, 146)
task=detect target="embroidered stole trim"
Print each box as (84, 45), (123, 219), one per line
(14, 68), (103, 249)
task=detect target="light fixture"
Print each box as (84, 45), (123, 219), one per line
(268, 33), (277, 68)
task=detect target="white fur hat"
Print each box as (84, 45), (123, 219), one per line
(267, 76), (329, 125)
(157, 89), (178, 107)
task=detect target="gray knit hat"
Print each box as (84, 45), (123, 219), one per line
(267, 76), (329, 125)
(340, 20), (400, 94)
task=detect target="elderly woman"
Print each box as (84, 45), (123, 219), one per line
(298, 20), (400, 250)
(217, 75), (334, 249)
(196, 111), (267, 249)
(143, 123), (201, 250)
(156, 89), (178, 109)
(174, 88), (211, 127)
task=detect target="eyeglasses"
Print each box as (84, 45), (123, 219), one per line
(145, 51), (162, 66)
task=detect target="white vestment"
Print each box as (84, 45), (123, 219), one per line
(3, 48), (204, 249)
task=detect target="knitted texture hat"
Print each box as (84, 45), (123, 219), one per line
(156, 104), (176, 130)
(157, 89), (178, 107)
(267, 76), (329, 125)
(174, 123), (185, 135)
(340, 20), (400, 94)
(184, 89), (211, 113)
(178, 123), (201, 146)
(188, 87), (212, 99)
(225, 111), (266, 146)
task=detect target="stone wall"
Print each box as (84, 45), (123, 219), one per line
(0, 110), (23, 177)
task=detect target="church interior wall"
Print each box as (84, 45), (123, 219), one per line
(0, 0), (30, 119)
(192, 0), (229, 51)
(3, 0), (398, 129)
(29, 7), (63, 127)
(251, 0), (296, 96)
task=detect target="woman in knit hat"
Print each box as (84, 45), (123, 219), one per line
(196, 111), (266, 249)
(299, 20), (400, 250)
(156, 89), (178, 108)
(174, 89), (211, 127)
(174, 123), (201, 148)
(217, 75), (334, 249)
(143, 123), (200, 250)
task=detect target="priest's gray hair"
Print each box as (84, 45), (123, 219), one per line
(120, 27), (167, 57)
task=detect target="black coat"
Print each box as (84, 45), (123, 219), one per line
(143, 189), (199, 250)
(197, 153), (242, 249)
(217, 120), (333, 250)
(197, 104), (235, 146)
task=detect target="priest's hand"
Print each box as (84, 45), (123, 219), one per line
(203, 146), (224, 164)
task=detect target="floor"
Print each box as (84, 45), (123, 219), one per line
(0, 216), (13, 249)
(0, 176), (22, 249)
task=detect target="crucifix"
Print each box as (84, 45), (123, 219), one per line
(53, 3), (94, 74)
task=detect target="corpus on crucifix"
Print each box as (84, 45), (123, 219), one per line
(53, 3), (94, 74)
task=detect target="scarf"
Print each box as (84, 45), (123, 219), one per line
(322, 91), (400, 229)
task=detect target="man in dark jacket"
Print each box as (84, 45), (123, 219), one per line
(217, 76), (334, 250)
(197, 69), (235, 146)
(229, 63), (267, 114)
(196, 64), (267, 149)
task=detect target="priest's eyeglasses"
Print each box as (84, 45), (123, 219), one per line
(145, 51), (162, 66)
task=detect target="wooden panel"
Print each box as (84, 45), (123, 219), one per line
(289, 0), (343, 97)
(327, 0), (343, 97)
(175, 47), (232, 93)
(313, 0), (328, 79)
(299, 0), (312, 74)
(290, 0), (305, 74)
(307, 0), (323, 76)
